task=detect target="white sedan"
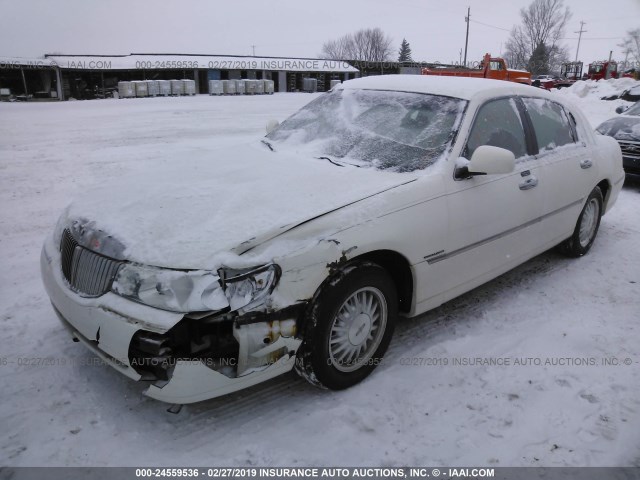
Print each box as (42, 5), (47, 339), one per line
(40, 75), (624, 404)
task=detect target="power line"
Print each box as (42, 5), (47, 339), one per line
(469, 18), (627, 40)
(582, 15), (640, 22)
(561, 36), (626, 40)
(469, 19), (511, 32)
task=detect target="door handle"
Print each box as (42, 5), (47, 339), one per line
(580, 159), (593, 169)
(519, 176), (538, 190)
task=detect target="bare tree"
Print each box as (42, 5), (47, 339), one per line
(618, 28), (640, 67)
(319, 28), (393, 62)
(320, 35), (354, 60)
(504, 0), (571, 73)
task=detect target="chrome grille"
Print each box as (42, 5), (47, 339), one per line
(60, 229), (122, 297)
(618, 141), (640, 159)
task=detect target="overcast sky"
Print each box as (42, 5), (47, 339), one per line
(1, 0), (638, 68)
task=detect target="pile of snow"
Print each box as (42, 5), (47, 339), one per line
(565, 78), (638, 99)
(553, 78), (639, 128)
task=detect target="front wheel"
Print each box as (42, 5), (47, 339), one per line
(558, 186), (603, 257)
(295, 261), (397, 390)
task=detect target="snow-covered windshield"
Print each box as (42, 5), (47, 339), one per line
(266, 88), (467, 173)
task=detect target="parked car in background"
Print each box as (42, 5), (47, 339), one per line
(41, 75), (624, 404)
(596, 101), (640, 177)
(601, 84), (640, 102)
(553, 75), (577, 89)
(620, 85), (640, 102)
(532, 75), (556, 90)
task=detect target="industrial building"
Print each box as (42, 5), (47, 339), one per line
(0, 53), (360, 100)
(0, 57), (62, 100)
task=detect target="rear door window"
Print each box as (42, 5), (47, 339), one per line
(522, 98), (576, 152)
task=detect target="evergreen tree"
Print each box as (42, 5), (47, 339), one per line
(528, 42), (550, 75)
(398, 38), (413, 62)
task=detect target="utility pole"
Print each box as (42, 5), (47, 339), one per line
(251, 45), (256, 56)
(459, 48), (463, 65)
(463, 7), (470, 66)
(574, 21), (586, 62)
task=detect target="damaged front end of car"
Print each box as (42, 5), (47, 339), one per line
(129, 303), (305, 404)
(42, 219), (317, 404)
(115, 263), (301, 369)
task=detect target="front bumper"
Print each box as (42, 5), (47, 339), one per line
(41, 235), (302, 404)
(622, 155), (640, 176)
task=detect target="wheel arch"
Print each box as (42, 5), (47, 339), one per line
(305, 248), (414, 319)
(351, 250), (414, 314)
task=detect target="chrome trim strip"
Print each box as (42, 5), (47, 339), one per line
(423, 250), (445, 260)
(426, 198), (584, 265)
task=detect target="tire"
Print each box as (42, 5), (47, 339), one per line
(295, 261), (397, 390)
(558, 187), (603, 257)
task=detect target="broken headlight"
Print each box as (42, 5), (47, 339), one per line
(112, 265), (228, 313)
(111, 263), (281, 314)
(219, 264), (281, 311)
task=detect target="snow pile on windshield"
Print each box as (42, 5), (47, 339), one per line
(267, 89), (467, 173)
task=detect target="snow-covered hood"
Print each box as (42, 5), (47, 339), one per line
(61, 142), (416, 269)
(596, 115), (640, 141)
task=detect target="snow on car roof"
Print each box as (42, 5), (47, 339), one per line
(341, 74), (541, 101)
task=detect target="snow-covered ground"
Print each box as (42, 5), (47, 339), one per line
(0, 84), (639, 467)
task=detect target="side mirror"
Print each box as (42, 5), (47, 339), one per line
(266, 119), (280, 135)
(615, 105), (628, 114)
(461, 145), (515, 177)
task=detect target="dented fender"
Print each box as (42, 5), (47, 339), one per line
(266, 238), (355, 310)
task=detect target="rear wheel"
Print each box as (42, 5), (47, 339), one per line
(295, 261), (397, 390)
(559, 187), (603, 257)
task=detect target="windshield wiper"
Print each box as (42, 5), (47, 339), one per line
(316, 156), (363, 168)
(316, 156), (345, 167)
(261, 139), (275, 152)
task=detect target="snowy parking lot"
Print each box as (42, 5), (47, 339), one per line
(0, 84), (639, 467)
